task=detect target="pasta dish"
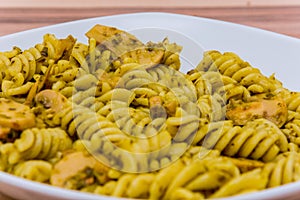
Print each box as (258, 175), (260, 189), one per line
(0, 24), (299, 199)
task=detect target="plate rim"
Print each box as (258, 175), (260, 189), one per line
(0, 11), (300, 200)
(0, 11), (299, 42)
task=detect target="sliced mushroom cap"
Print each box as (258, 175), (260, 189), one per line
(226, 98), (288, 127)
(50, 151), (109, 187)
(0, 98), (35, 132)
(35, 89), (69, 113)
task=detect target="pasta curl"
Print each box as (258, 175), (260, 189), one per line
(195, 119), (288, 161)
(262, 152), (300, 188)
(13, 128), (72, 162)
(1, 25), (300, 200)
(13, 160), (52, 183)
(196, 50), (282, 95)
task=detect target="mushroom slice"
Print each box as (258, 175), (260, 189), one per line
(0, 98), (35, 131)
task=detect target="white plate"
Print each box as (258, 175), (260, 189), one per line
(1, 12), (300, 200)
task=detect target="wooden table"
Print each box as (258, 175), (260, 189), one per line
(1, 6), (300, 39)
(1, 5), (300, 200)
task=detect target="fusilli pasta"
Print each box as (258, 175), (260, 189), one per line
(0, 24), (299, 200)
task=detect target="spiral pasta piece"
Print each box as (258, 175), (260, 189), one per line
(0, 48), (44, 98)
(0, 34), (78, 101)
(195, 119), (288, 161)
(51, 80), (75, 98)
(0, 143), (18, 171)
(102, 173), (155, 198)
(220, 80), (251, 101)
(2, 25), (300, 200)
(261, 152), (300, 188)
(47, 60), (80, 93)
(196, 50), (281, 94)
(96, 64), (201, 171)
(151, 157), (240, 200)
(282, 112), (300, 146)
(94, 157), (240, 199)
(43, 33), (76, 62)
(159, 38), (182, 71)
(47, 86), (199, 173)
(13, 160), (52, 183)
(196, 94), (225, 121)
(187, 70), (227, 122)
(187, 70), (213, 97)
(187, 69), (251, 111)
(71, 87), (104, 113)
(210, 168), (267, 198)
(0, 47), (22, 84)
(8, 49), (38, 81)
(284, 91), (300, 113)
(13, 128), (72, 161)
(209, 152), (299, 198)
(49, 104), (141, 171)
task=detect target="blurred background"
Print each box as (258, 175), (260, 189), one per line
(1, 0), (300, 38)
(3, 0), (300, 7)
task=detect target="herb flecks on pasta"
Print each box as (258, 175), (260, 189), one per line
(0, 24), (299, 199)
(0, 98), (35, 138)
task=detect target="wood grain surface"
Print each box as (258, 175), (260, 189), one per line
(2, 0), (300, 8)
(1, 7), (300, 39)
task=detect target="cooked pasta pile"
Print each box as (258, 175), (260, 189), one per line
(1, 24), (300, 199)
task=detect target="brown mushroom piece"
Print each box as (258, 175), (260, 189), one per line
(35, 89), (69, 113)
(85, 24), (164, 65)
(226, 98), (288, 127)
(0, 98), (35, 138)
(50, 151), (110, 188)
